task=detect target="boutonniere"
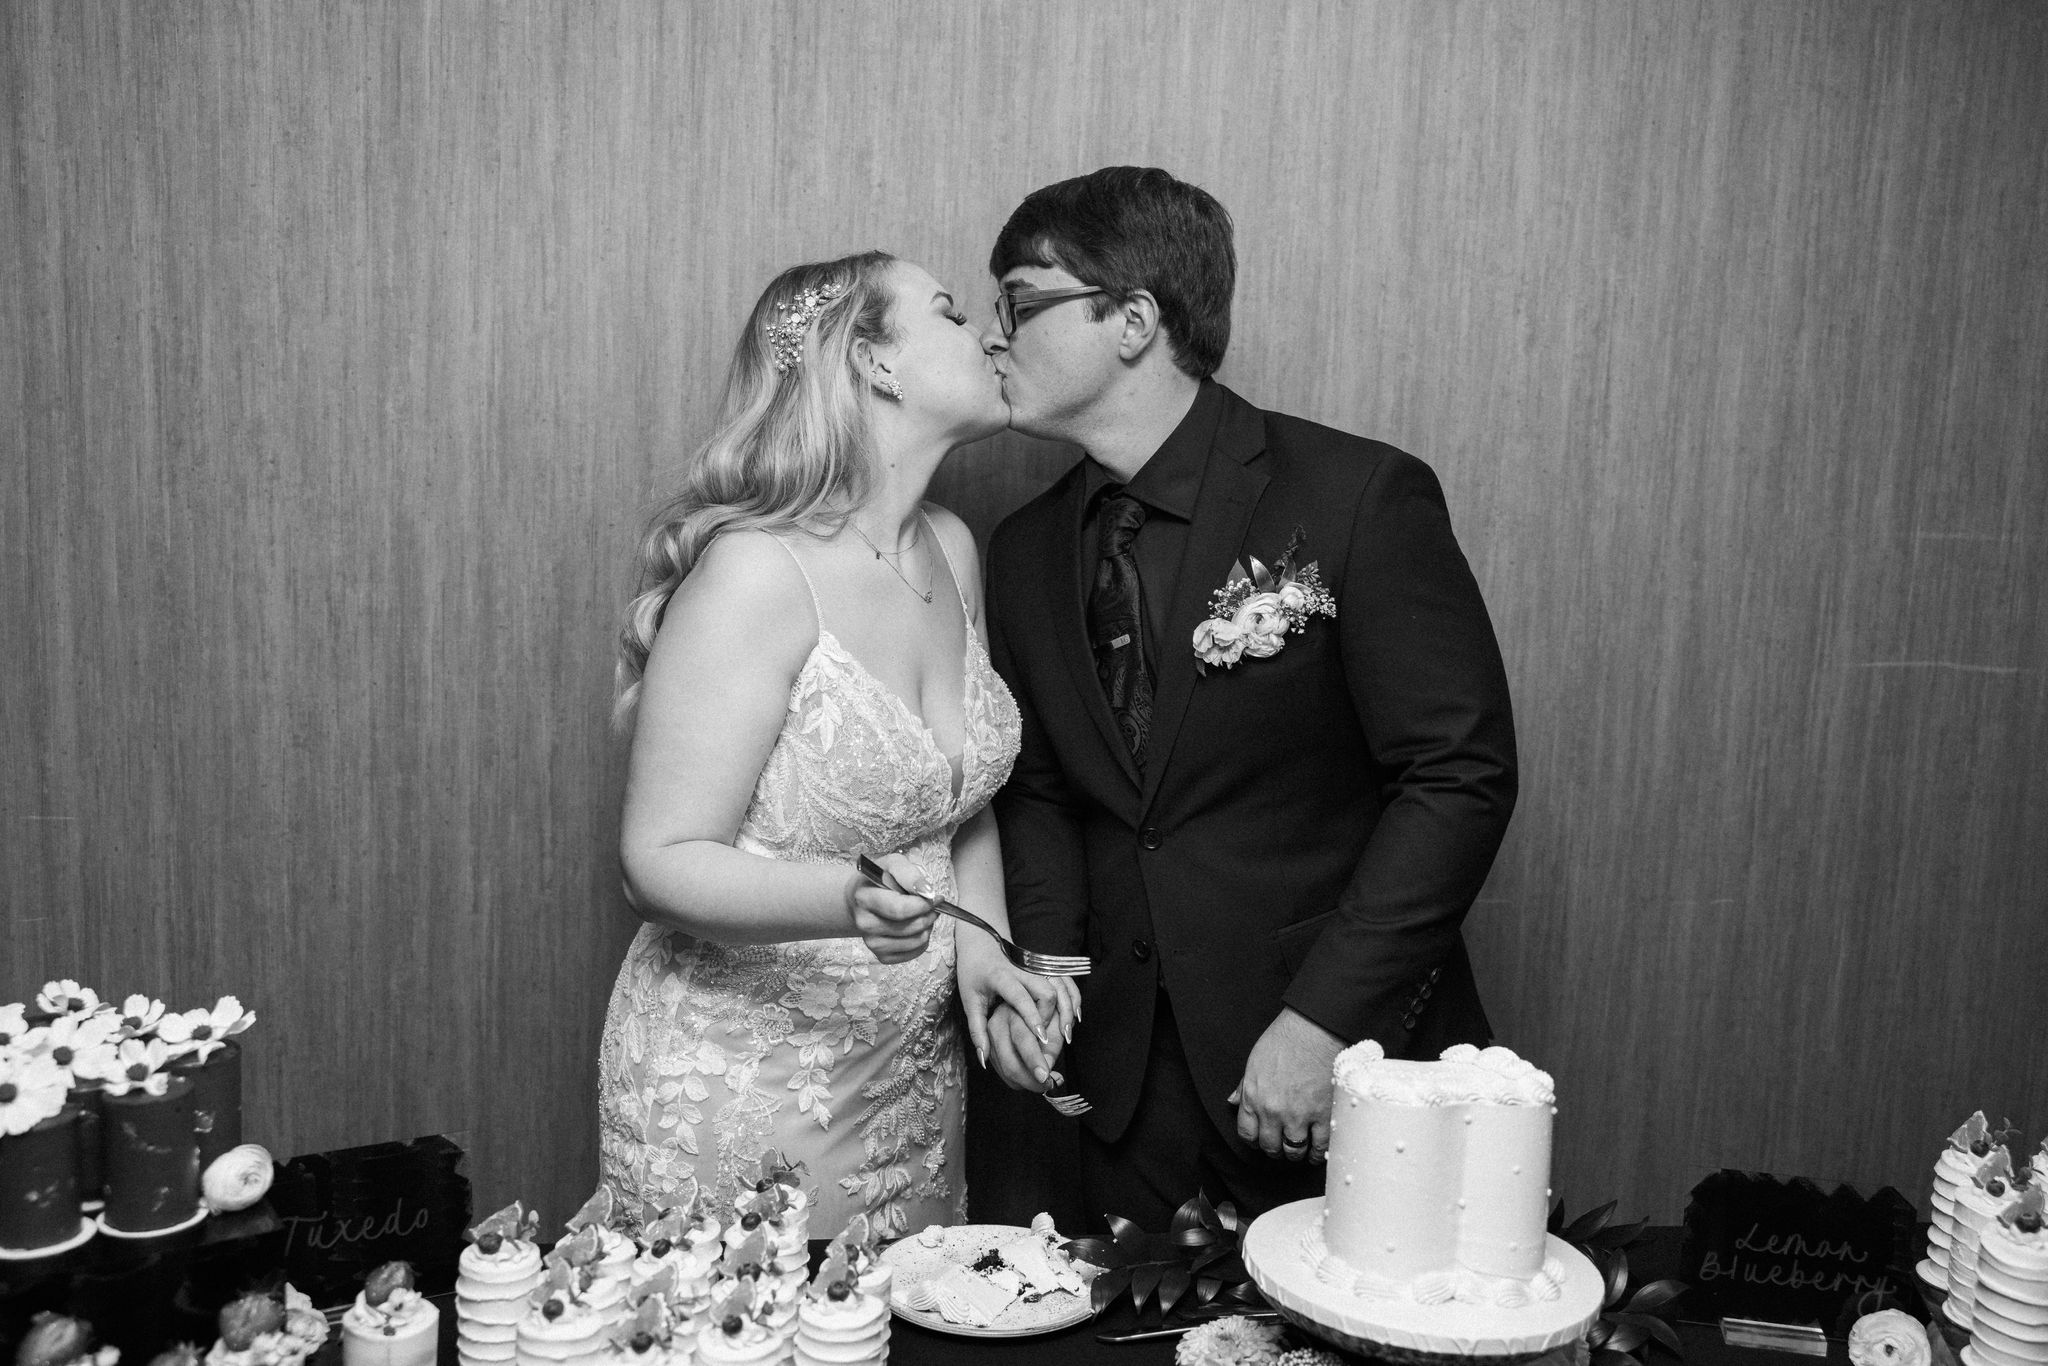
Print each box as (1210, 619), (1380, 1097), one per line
(1191, 526), (1336, 673)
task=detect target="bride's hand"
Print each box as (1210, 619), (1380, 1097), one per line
(956, 932), (1080, 1076)
(845, 853), (939, 964)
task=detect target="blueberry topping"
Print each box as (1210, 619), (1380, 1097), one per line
(0, 1084), (16, 1105)
(739, 1262), (762, 1280)
(650, 1238), (673, 1258)
(1989, 1179), (2008, 1197)
(827, 1281), (851, 1301)
(741, 1211), (762, 1230)
(477, 1232), (504, 1255)
(1973, 1139), (1992, 1156)
(2017, 1211), (2043, 1234)
(722, 1315), (743, 1336)
(631, 1333), (653, 1352)
(542, 1298), (563, 1321)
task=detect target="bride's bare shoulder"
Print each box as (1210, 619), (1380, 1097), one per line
(652, 528), (817, 664)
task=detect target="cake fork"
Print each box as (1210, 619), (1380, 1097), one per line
(853, 856), (1091, 977)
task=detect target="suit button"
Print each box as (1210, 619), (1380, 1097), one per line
(1418, 984), (1433, 1000)
(1131, 938), (1152, 962)
(1140, 827), (1162, 850)
(1402, 1013), (1418, 1030)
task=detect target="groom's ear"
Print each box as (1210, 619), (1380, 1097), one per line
(1115, 290), (1167, 363)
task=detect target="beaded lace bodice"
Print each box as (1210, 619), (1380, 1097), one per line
(599, 523), (1021, 1236)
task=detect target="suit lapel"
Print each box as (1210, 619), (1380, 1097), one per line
(1039, 467), (1142, 790)
(1139, 392), (1270, 814)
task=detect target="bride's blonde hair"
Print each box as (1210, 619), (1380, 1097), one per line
(613, 250), (900, 728)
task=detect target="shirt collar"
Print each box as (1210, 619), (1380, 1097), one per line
(1082, 378), (1223, 521)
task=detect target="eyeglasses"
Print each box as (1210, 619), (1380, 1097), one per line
(993, 285), (1110, 338)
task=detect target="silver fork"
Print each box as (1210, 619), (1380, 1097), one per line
(854, 856), (1091, 976)
(1043, 1091), (1093, 1117)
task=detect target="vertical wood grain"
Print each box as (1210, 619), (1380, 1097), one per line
(4, 0), (2043, 1225)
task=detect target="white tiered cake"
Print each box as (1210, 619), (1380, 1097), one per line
(1245, 1041), (1603, 1359)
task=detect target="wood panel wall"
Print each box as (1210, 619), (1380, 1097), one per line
(4, 1), (2043, 1227)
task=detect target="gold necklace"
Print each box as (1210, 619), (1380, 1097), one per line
(849, 521), (933, 603)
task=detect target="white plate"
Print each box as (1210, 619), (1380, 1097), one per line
(879, 1224), (1094, 1338)
(96, 1204), (207, 1239)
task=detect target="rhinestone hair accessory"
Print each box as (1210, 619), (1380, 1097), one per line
(766, 282), (843, 375)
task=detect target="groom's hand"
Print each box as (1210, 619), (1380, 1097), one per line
(984, 1000), (1063, 1094)
(1228, 1007), (1345, 1162)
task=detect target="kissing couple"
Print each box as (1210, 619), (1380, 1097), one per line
(597, 166), (1517, 1239)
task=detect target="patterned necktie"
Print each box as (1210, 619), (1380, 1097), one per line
(1089, 492), (1153, 766)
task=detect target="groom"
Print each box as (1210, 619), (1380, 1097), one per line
(978, 167), (1519, 1230)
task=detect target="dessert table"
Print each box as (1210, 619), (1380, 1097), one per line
(357, 1227), (1855, 1366)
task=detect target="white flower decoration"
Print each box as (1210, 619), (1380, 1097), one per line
(0, 1051), (70, 1135)
(100, 1037), (173, 1096)
(29, 1012), (120, 1082)
(1848, 1310), (1930, 1366)
(112, 994), (167, 1038)
(0, 1002), (30, 1049)
(1175, 1314), (1289, 1366)
(157, 996), (255, 1062)
(35, 980), (101, 1018)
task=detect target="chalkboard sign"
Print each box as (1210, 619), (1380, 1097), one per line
(1680, 1170), (1919, 1336)
(268, 1134), (471, 1310)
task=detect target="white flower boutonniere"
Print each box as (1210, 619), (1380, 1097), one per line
(1191, 527), (1336, 673)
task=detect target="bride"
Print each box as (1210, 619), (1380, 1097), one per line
(599, 251), (1076, 1235)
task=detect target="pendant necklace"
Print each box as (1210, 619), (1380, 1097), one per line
(849, 521), (934, 603)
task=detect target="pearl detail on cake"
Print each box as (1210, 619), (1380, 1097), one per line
(1395, 1142), (1406, 1152)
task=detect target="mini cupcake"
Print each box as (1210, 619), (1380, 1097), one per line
(563, 1187), (637, 1285)
(630, 1209), (690, 1287)
(735, 1152), (811, 1243)
(793, 1250), (889, 1366)
(341, 1260), (440, 1366)
(607, 1282), (690, 1366)
(822, 1215), (891, 1299)
(457, 1202), (544, 1364)
(717, 1227), (802, 1331)
(515, 1262), (609, 1364)
(694, 1284), (786, 1366)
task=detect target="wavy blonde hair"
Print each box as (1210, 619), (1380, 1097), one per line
(613, 250), (901, 728)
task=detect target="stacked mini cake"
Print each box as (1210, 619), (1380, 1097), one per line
(456, 1203), (545, 1365)
(793, 1245), (889, 1366)
(1967, 1186), (2048, 1366)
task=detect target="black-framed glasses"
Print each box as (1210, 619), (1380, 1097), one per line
(994, 285), (1110, 337)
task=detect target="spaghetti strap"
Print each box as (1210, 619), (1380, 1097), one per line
(921, 509), (974, 617)
(767, 535), (826, 632)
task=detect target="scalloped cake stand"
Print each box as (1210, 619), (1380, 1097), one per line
(1245, 1198), (1606, 1364)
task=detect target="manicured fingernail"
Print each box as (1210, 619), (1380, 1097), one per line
(1034, 1067), (1048, 1082)
(977, 1046), (987, 1068)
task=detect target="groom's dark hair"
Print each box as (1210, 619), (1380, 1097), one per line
(990, 166), (1235, 380)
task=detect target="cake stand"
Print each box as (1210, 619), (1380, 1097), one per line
(1244, 1198), (1607, 1363)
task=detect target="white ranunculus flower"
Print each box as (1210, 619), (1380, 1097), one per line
(1192, 617), (1247, 669)
(1848, 1310), (1929, 1366)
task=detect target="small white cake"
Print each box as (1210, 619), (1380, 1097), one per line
(1934, 1114), (1996, 1286)
(342, 1264), (439, 1366)
(1313, 1041), (1565, 1308)
(456, 1209), (544, 1366)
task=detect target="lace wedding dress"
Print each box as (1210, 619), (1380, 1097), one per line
(598, 524), (1021, 1237)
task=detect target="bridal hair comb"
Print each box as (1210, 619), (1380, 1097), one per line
(766, 282), (843, 374)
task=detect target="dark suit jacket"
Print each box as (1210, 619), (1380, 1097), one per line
(985, 382), (1517, 1148)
